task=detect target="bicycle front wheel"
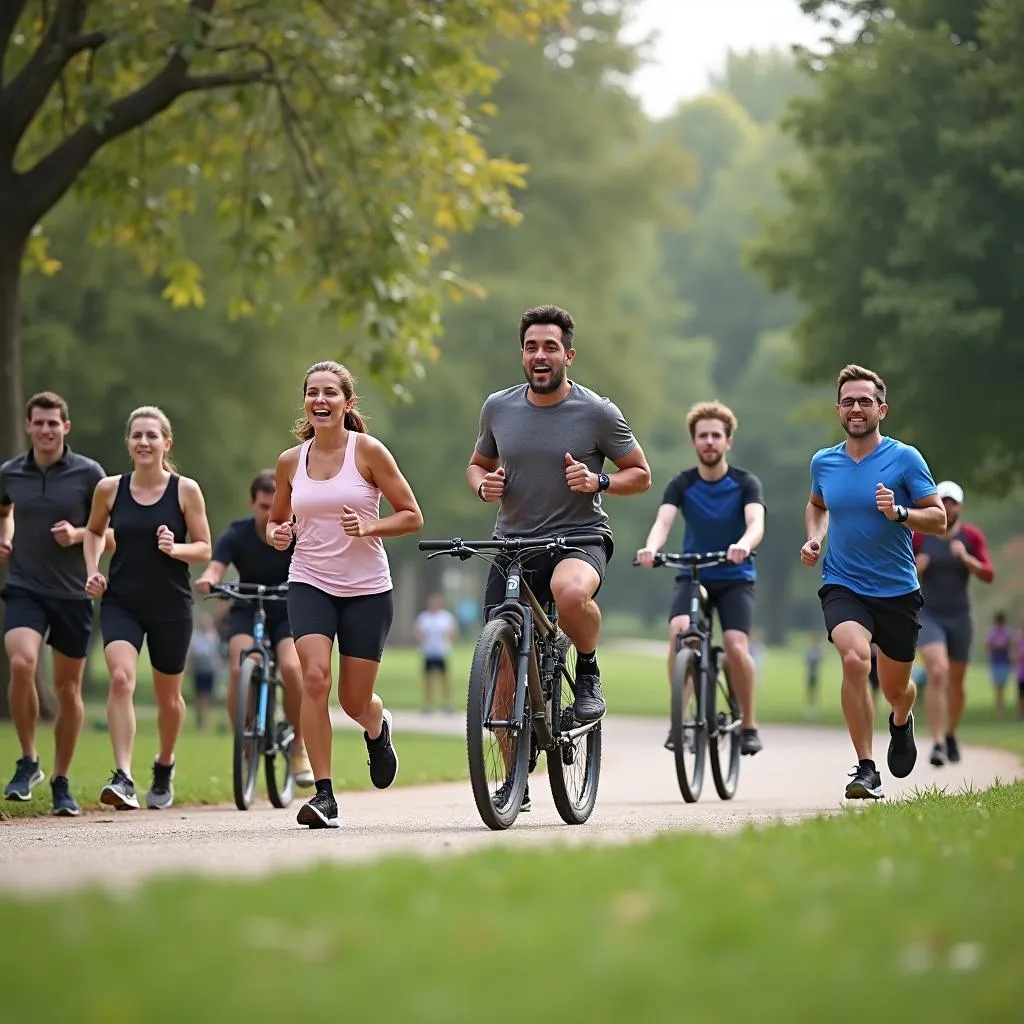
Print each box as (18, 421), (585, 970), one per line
(466, 616), (531, 831)
(233, 657), (263, 811)
(709, 657), (742, 801)
(265, 681), (296, 810)
(670, 647), (706, 803)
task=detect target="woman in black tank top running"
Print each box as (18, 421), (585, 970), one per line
(84, 406), (212, 812)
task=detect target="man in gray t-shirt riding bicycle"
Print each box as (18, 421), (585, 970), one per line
(467, 304), (651, 745)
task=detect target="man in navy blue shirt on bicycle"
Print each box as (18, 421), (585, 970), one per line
(801, 365), (945, 800)
(637, 401), (766, 756)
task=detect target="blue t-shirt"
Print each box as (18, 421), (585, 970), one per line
(661, 466), (765, 582)
(810, 437), (937, 598)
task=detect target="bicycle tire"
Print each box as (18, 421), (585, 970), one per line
(466, 616), (531, 831)
(709, 657), (742, 801)
(547, 637), (602, 825)
(670, 647), (706, 803)
(232, 657), (262, 811)
(264, 680), (295, 809)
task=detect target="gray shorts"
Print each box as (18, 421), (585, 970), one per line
(919, 611), (972, 663)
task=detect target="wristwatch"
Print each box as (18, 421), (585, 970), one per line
(597, 472), (611, 492)
(894, 504), (909, 523)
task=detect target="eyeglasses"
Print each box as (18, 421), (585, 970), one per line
(839, 397), (877, 410)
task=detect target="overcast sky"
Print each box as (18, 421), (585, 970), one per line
(622, 0), (829, 118)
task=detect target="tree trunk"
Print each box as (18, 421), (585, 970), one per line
(0, 227), (55, 721)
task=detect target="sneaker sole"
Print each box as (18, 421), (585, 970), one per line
(4, 769), (46, 801)
(930, 754), (947, 767)
(99, 786), (140, 810)
(52, 804), (81, 817)
(845, 780), (884, 799)
(146, 793), (174, 810)
(297, 803), (339, 829)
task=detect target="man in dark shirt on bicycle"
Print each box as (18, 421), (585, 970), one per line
(196, 470), (313, 788)
(467, 305), (652, 806)
(636, 401), (766, 756)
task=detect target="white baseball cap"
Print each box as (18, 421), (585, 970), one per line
(936, 480), (964, 503)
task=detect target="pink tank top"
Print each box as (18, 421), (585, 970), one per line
(288, 434), (392, 597)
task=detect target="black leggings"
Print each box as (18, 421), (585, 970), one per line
(100, 600), (193, 675)
(287, 583), (394, 663)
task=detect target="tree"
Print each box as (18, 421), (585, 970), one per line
(709, 48), (814, 126)
(0, 0), (567, 465)
(750, 0), (1024, 494)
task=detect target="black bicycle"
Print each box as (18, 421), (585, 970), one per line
(634, 551), (742, 803)
(419, 534), (606, 830)
(208, 582), (295, 811)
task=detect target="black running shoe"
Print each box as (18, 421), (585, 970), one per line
(493, 779), (531, 812)
(4, 756), (44, 801)
(945, 733), (961, 763)
(573, 673), (606, 723)
(929, 742), (947, 767)
(99, 769), (139, 810)
(50, 776), (80, 817)
(365, 708), (399, 789)
(297, 789), (339, 829)
(740, 728), (763, 756)
(887, 711), (917, 779)
(146, 760), (175, 809)
(845, 762), (884, 800)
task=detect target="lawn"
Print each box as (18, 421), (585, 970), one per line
(0, 716), (468, 818)
(2, 781), (1022, 1022)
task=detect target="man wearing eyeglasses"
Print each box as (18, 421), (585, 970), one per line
(799, 364), (946, 801)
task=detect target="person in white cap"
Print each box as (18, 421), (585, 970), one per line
(912, 480), (994, 766)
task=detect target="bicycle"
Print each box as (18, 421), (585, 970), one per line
(419, 533), (606, 831)
(207, 582), (295, 811)
(634, 551), (743, 803)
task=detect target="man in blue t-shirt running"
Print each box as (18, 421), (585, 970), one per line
(801, 364), (945, 801)
(637, 401), (766, 756)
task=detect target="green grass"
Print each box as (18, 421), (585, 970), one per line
(3, 782), (1024, 1022)
(0, 715), (467, 818)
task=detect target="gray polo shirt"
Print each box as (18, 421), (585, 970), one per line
(0, 445), (106, 599)
(475, 381), (638, 538)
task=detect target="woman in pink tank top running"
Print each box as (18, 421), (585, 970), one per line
(267, 361), (423, 829)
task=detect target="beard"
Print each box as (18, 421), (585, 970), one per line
(524, 363), (566, 395)
(698, 450), (724, 467)
(842, 416), (876, 438)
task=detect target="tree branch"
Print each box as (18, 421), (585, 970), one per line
(0, 0), (104, 153)
(0, 1), (30, 83)
(182, 67), (273, 92)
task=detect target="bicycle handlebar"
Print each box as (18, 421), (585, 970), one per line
(419, 533), (607, 557)
(632, 551), (736, 568)
(207, 582), (289, 602)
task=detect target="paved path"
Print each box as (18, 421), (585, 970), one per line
(1, 714), (1019, 896)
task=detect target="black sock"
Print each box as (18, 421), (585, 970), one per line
(577, 649), (598, 674)
(859, 758), (876, 772)
(315, 778), (334, 798)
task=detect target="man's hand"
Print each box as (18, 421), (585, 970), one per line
(875, 482), (899, 521)
(800, 539), (821, 567)
(195, 577), (214, 595)
(565, 452), (596, 494)
(0, 539), (11, 562)
(478, 466), (506, 502)
(726, 543), (750, 565)
(949, 539), (968, 561)
(635, 547), (657, 567)
(50, 520), (77, 548)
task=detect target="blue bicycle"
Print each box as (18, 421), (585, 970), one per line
(209, 582), (295, 811)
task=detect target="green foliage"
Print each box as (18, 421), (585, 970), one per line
(3, 0), (567, 394)
(751, 0), (1024, 494)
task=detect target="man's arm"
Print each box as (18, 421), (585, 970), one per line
(738, 503), (765, 553)
(906, 494), (946, 536)
(642, 504), (678, 553)
(805, 492), (828, 545)
(604, 445), (651, 495)
(959, 525), (995, 583)
(0, 502), (12, 548)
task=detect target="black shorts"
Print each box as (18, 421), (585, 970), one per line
(919, 611), (972, 663)
(226, 604), (292, 647)
(669, 578), (756, 635)
(193, 669), (215, 696)
(287, 582), (394, 662)
(819, 584), (923, 664)
(424, 656), (448, 673)
(482, 535), (611, 621)
(100, 599), (193, 675)
(2, 585), (93, 659)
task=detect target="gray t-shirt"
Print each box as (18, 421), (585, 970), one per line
(474, 382), (638, 538)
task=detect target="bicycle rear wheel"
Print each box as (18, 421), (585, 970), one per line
(548, 639), (602, 825)
(265, 681), (296, 809)
(233, 657), (262, 810)
(670, 647), (706, 803)
(466, 616), (531, 831)
(709, 657), (742, 801)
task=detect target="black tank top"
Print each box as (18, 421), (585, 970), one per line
(106, 473), (193, 618)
